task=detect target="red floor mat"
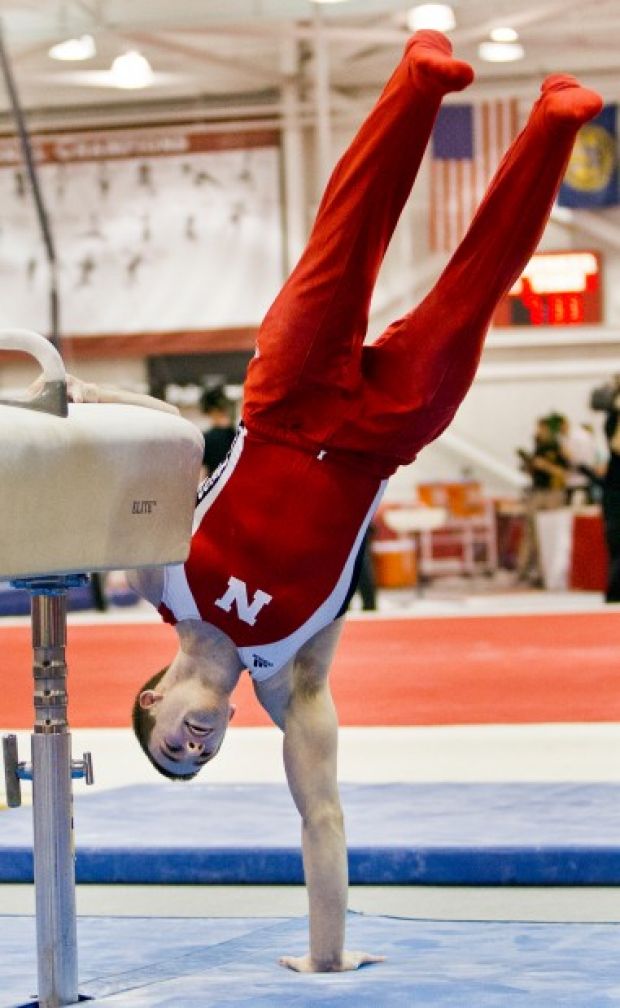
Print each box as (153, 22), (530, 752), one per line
(1, 611), (619, 729)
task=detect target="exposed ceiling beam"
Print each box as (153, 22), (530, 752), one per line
(120, 30), (285, 87)
(340, 0), (613, 68)
(165, 23), (409, 47)
(451, 0), (611, 44)
(70, 0), (100, 21)
(10, 40), (57, 66)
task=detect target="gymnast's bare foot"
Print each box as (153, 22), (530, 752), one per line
(540, 74), (603, 127)
(406, 29), (474, 93)
(279, 950), (386, 973)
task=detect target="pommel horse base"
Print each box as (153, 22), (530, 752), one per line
(3, 575), (93, 1007)
(0, 331), (203, 1007)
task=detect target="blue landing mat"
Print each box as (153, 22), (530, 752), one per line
(2, 783), (620, 885)
(4, 913), (620, 1007)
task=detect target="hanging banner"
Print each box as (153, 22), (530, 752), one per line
(0, 126), (283, 341)
(558, 104), (619, 208)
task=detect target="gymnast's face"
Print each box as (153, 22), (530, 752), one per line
(140, 680), (236, 777)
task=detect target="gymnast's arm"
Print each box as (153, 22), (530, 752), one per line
(28, 372), (180, 415)
(256, 621), (384, 973)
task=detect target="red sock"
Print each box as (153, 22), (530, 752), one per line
(406, 30), (474, 93)
(540, 74), (603, 127)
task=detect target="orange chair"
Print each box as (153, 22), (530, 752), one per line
(415, 481), (498, 578)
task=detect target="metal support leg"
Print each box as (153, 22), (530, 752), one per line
(2, 575), (93, 1007)
(31, 590), (78, 1008)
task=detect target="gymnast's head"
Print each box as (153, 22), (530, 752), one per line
(132, 662), (236, 780)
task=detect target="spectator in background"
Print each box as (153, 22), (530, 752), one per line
(199, 385), (237, 476)
(516, 416), (569, 586)
(591, 376), (620, 602)
(556, 415), (603, 506)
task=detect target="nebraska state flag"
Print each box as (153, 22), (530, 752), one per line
(558, 104), (618, 208)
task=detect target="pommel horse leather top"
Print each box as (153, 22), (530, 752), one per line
(0, 329), (204, 581)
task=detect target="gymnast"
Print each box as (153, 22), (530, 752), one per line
(64, 32), (602, 973)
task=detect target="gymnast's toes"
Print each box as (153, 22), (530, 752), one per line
(540, 74), (603, 126)
(406, 30), (474, 93)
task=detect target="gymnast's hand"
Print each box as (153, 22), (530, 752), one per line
(29, 372), (179, 414)
(28, 371), (102, 404)
(279, 950), (385, 973)
(65, 374), (103, 404)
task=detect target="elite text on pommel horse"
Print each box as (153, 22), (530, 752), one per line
(0, 331), (203, 1008)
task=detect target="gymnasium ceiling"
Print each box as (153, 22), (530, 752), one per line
(0, 0), (619, 129)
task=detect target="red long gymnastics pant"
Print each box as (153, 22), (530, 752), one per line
(243, 32), (602, 478)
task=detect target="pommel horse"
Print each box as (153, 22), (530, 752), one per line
(0, 331), (203, 1007)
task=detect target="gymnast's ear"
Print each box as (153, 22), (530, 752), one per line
(139, 689), (164, 710)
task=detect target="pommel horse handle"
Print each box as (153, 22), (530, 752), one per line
(0, 328), (68, 417)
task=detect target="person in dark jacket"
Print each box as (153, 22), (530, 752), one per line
(600, 378), (620, 601)
(199, 385), (236, 476)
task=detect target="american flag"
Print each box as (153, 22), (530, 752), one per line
(429, 99), (520, 253)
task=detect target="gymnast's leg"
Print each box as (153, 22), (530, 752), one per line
(352, 74), (603, 466)
(243, 31), (473, 439)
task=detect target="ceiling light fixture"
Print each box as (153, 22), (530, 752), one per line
(489, 27), (519, 43)
(48, 34), (96, 61)
(406, 4), (456, 32)
(110, 50), (154, 89)
(478, 41), (525, 62)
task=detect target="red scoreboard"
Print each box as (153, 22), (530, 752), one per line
(493, 250), (602, 327)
